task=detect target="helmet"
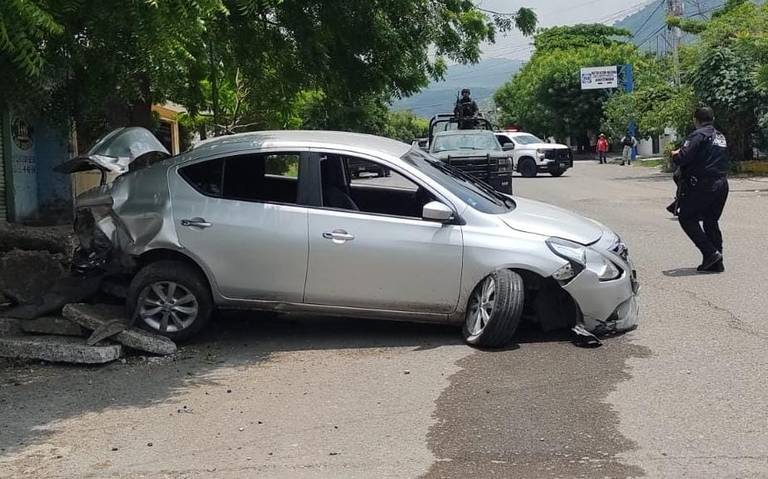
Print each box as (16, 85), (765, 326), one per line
(461, 88), (470, 95)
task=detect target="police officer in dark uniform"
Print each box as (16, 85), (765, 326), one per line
(454, 88), (479, 129)
(672, 106), (730, 273)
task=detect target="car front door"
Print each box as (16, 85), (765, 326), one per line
(302, 151), (463, 314)
(169, 151), (310, 302)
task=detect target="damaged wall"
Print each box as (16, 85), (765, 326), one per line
(2, 109), (73, 224)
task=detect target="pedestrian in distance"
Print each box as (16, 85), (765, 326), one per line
(671, 106), (730, 273)
(620, 131), (637, 166)
(596, 133), (609, 164)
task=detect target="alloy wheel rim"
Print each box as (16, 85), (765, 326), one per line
(138, 281), (198, 333)
(468, 276), (496, 336)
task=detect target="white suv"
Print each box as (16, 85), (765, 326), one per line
(495, 131), (573, 177)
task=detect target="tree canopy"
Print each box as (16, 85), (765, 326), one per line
(1, 0), (537, 147)
(494, 24), (635, 141)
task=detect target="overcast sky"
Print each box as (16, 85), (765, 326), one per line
(477, 0), (652, 59)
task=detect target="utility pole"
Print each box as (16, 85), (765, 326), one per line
(668, 0), (684, 86)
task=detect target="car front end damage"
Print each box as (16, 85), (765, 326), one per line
(547, 230), (639, 335)
(60, 128), (173, 277)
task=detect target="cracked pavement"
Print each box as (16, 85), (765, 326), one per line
(1, 161), (767, 478)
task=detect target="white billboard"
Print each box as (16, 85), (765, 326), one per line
(580, 66), (618, 90)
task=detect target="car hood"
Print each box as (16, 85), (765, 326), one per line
(520, 142), (569, 150)
(56, 127), (170, 175)
(431, 149), (506, 158)
(500, 197), (604, 245)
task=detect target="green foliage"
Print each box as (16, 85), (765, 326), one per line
(495, 25), (637, 140)
(533, 24), (631, 52)
(602, 53), (696, 142)
(0, 0), (62, 77)
(681, 1), (768, 160)
(381, 110), (429, 143)
(2, 0), (538, 147)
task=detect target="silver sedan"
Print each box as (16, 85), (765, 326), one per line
(71, 128), (639, 346)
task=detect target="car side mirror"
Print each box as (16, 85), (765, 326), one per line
(502, 143), (515, 151)
(423, 201), (454, 223)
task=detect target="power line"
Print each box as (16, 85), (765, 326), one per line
(633, 0), (666, 37)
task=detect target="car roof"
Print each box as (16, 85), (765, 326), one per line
(188, 130), (411, 160)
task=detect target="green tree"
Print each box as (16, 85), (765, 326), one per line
(602, 56), (695, 141)
(494, 24), (635, 141)
(3, 0), (538, 149)
(382, 110), (428, 143)
(671, 0), (768, 160)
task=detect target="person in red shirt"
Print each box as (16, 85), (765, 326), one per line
(596, 133), (609, 164)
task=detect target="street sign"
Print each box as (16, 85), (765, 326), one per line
(580, 66), (618, 90)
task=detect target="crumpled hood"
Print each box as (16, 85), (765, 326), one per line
(56, 127), (170, 176)
(500, 197), (604, 245)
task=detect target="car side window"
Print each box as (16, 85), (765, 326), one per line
(180, 153), (301, 204)
(223, 153), (300, 204)
(346, 157), (417, 192)
(497, 135), (512, 146)
(318, 154), (435, 219)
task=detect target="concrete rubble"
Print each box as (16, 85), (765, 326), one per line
(20, 316), (86, 337)
(0, 221), (73, 256)
(0, 222), (178, 365)
(0, 335), (121, 364)
(0, 318), (22, 336)
(0, 249), (67, 305)
(63, 303), (177, 356)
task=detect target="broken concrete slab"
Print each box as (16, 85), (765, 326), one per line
(0, 221), (74, 255)
(20, 317), (86, 337)
(0, 318), (22, 336)
(0, 335), (121, 364)
(63, 303), (177, 356)
(0, 249), (67, 305)
(3, 275), (103, 320)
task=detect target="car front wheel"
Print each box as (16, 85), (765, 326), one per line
(127, 260), (213, 341)
(518, 158), (537, 178)
(550, 168), (565, 177)
(463, 269), (524, 348)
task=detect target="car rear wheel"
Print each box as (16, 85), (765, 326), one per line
(550, 168), (565, 177)
(463, 269), (525, 348)
(518, 158), (537, 178)
(127, 260), (213, 342)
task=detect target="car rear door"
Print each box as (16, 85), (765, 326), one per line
(169, 151), (310, 302)
(302, 151), (463, 314)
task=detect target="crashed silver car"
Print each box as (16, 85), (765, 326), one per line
(68, 128), (639, 346)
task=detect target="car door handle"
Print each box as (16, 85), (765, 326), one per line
(322, 230), (355, 243)
(181, 218), (212, 229)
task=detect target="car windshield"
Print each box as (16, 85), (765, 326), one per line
(512, 134), (544, 145)
(432, 133), (501, 153)
(401, 149), (515, 214)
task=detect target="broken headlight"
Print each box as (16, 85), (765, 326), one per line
(547, 237), (622, 282)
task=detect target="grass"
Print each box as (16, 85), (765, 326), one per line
(635, 158), (665, 168)
(735, 160), (768, 176)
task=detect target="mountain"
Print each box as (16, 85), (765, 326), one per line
(391, 58), (523, 119)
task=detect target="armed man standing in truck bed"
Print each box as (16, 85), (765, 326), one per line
(672, 106), (730, 273)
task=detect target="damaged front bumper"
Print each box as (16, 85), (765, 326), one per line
(561, 237), (640, 335)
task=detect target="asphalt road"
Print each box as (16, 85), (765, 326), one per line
(1, 162), (767, 478)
